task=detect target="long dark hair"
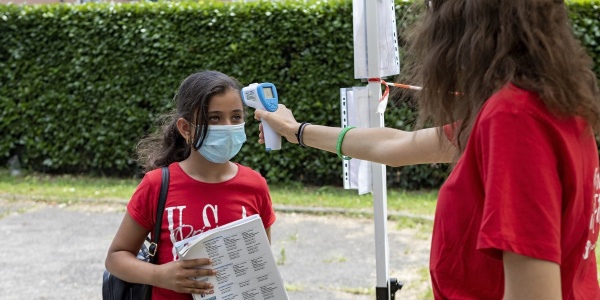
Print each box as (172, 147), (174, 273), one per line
(136, 70), (242, 172)
(400, 0), (600, 156)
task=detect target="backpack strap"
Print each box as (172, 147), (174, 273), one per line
(147, 166), (170, 264)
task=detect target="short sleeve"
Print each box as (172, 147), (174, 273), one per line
(256, 175), (276, 229)
(126, 173), (159, 231)
(475, 110), (562, 264)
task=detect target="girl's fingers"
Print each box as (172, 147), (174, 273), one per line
(187, 267), (217, 277)
(188, 288), (214, 295)
(179, 258), (212, 268)
(185, 280), (214, 295)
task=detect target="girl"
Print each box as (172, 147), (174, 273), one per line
(105, 70), (276, 299)
(254, 1), (600, 299)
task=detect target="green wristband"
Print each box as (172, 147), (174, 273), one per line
(336, 126), (356, 160)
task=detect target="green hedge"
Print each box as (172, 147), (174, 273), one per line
(570, 2), (600, 77)
(0, 0), (599, 189)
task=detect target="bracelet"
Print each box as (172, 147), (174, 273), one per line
(295, 122), (311, 147)
(298, 123), (311, 147)
(336, 126), (356, 160)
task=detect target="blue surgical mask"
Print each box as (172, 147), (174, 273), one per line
(196, 123), (246, 164)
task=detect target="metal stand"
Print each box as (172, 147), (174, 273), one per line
(365, 0), (402, 299)
(368, 79), (403, 299)
(376, 278), (404, 299)
(344, 0), (402, 297)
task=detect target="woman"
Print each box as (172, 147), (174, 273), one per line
(254, 1), (600, 298)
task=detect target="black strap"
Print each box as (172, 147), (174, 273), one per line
(147, 166), (169, 264)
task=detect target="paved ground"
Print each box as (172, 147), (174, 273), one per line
(0, 198), (432, 300)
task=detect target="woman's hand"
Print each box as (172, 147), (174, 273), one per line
(154, 258), (216, 295)
(254, 104), (300, 144)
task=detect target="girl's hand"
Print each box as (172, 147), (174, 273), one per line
(154, 258), (216, 295)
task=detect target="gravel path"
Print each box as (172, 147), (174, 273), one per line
(0, 199), (432, 300)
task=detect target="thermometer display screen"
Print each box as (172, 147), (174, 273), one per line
(263, 87), (274, 99)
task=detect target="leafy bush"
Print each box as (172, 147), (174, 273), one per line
(0, 0), (598, 189)
(569, 2), (600, 77)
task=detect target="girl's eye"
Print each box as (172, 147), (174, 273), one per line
(232, 115), (242, 121)
(209, 116), (220, 122)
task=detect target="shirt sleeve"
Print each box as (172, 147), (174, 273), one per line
(475, 110), (562, 264)
(126, 173), (159, 231)
(256, 175), (276, 229)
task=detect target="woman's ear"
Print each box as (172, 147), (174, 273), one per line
(176, 118), (192, 144)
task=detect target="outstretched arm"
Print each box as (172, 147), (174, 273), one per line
(254, 104), (456, 167)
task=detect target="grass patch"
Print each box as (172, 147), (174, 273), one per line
(339, 286), (374, 296)
(287, 233), (299, 242)
(322, 255), (348, 263)
(396, 217), (433, 239)
(284, 283), (304, 292)
(0, 169), (438, 215)
(267, 184), (437, 215)
(276, 248), (286, 266)
(0, 169), (138, 202)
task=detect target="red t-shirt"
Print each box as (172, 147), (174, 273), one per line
(127, 162), (276, 300)
(433, 83), (600, 299)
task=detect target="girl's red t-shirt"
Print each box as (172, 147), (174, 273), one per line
(127, 162), (276, 300)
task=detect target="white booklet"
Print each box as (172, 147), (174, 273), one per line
(174, 214), (289, 300)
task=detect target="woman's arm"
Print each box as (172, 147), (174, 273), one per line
(302, 125), (454, 167)
(254, 105), (456, 166)
(503, 251), (562, 300)
(105, 212), (216, 295)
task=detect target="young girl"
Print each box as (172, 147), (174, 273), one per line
(254, 1), (600, 299)
(105, 70), (276, 299)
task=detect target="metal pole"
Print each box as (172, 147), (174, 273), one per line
(365, 1), (391, 299)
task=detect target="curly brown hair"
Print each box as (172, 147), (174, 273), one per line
(399, 0), (600, 155)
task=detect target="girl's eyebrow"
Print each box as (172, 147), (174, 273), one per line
(207, 109), (244, 114)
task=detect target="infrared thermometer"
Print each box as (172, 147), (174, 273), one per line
(241, 82), (282, 151)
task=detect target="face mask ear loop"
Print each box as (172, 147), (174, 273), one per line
(195, 124), (207, 150)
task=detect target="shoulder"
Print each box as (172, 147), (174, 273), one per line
(235, 163), (269, 187)
(477, 82), (567, 131)
(236, 163), (265, 179)
(138, 164), (177, 191)
(126, 166), (170, 231)
(142, 166), (166, 186)
(483, 83), (544, 116)
(130, 168), (163, 202)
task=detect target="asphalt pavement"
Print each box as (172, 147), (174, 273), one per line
(0, 198), (432, 300)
